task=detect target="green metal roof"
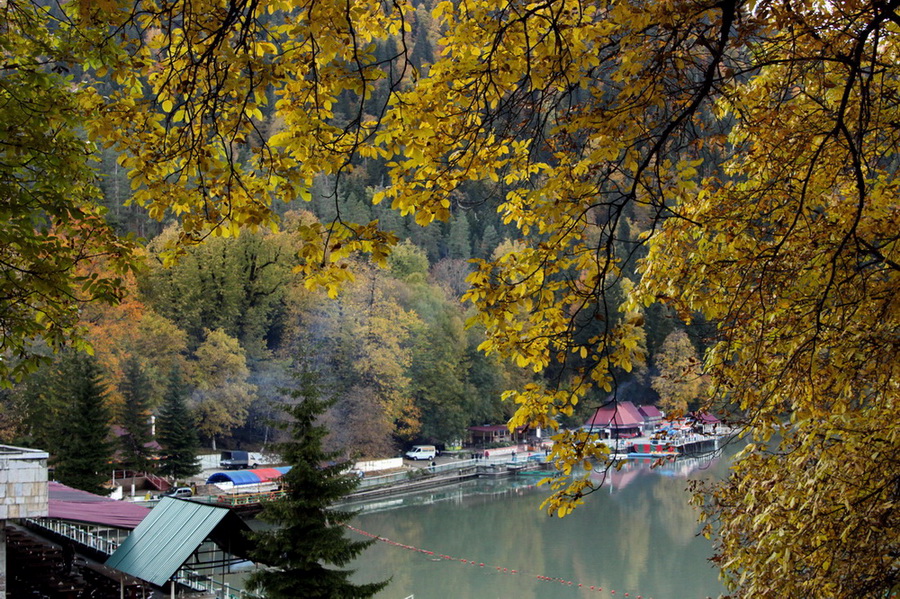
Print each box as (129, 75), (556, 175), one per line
(105, 497), (253, 587)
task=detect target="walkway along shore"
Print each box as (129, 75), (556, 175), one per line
(180, 432), (734, 512)
(344, 455), (552, 502)
(343, 431), (733, 503)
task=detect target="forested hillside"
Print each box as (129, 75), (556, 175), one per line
(0, 0), (702, 456)
(3, 142), (697, 457)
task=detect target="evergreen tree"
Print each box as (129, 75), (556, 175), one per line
(11, 359), (61, 451)
(156, 368), (201, 480)
(119, 357), (154, 472)
(406, 216), (442, 263)
(446, 211), (471, 260)
(51, 352), (114, 496)
(477, 224), (501, 259)
(248, 366), (388, 599)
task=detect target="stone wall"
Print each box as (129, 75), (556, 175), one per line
(0, 445), (49, 520)
(1, 445), (49, 599)
(354, 457), (404, 473)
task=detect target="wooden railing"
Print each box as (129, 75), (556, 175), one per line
(213, 489), (287, 507)
(145, 472), (171, 491)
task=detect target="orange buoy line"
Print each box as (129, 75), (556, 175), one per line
(345, 524), (654, 598)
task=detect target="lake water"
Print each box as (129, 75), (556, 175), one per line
(344, 453), (730, 599)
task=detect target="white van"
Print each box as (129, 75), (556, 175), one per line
(405, 445), (437, 461)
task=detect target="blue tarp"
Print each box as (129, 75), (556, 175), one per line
(206, 466), (290, 486)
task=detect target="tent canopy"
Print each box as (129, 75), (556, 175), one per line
(206, 466), (290, 486)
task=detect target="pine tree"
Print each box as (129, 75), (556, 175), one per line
(446, 211), (471, 260)
(156, 368), (201, 480)
(248, 367), (388, 599)
(51, 352), (114, 496)
(119, 357), (154, 473)
(478, 224), (501, 260)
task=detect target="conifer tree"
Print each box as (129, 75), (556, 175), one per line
(156, 368), (201, 480)
(51, 352), (114, 496)
(248, 366), (388, 599)
(446, 212), (471, 260)
(119, 357), (154, 472)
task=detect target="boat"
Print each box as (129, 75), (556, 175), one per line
(626, 443), (679, 458)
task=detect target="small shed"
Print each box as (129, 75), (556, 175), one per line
(468, 425), (524, 447)
(106, 497), (254, 592)
(691, 412), (721, 435)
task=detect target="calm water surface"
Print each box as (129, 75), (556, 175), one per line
(345, 454), (730, 599)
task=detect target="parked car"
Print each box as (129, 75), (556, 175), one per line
(405, 445), (437, 461)
(162, 487), (193, 499)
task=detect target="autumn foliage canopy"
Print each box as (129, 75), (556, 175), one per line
(3, 0), (900, 595)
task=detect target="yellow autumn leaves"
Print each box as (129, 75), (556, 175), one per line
(6, 0), (900, 594)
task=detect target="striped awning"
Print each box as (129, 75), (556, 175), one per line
(205, 466), (290, 486)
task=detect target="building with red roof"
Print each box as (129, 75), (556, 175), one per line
(690, 411), (722, 434)
(468, 425), (527, 447)
(582, 401), (647, 438)
(638, 404), (664, 428)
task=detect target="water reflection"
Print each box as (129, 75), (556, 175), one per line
(347, 453), (729, 599)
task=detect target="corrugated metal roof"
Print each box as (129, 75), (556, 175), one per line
(638, 405), (663, 420)
(105, 498), (251, 586)
(49, 481), (150, 529)
(206, 466), (290, 486)
(584, 401), (645, 428)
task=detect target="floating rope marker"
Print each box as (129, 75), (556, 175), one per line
(344, 523), (656, 597)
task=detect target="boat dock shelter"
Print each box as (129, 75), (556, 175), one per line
(106, 498), (255, 596)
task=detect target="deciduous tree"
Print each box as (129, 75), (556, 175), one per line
(305, 262), (422, 453)
(357, 2), (900, 596)
(189, 328), (256, 449)
(650, 330), (706, 417)
(0, 2), (135, 384)
(81, 272), (149, 409)
(131, 312), (191, 409)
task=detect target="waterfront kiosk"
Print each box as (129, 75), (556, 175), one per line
(107, 498), (255, 597)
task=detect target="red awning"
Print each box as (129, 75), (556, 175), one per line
(251, 468), (286, 483)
